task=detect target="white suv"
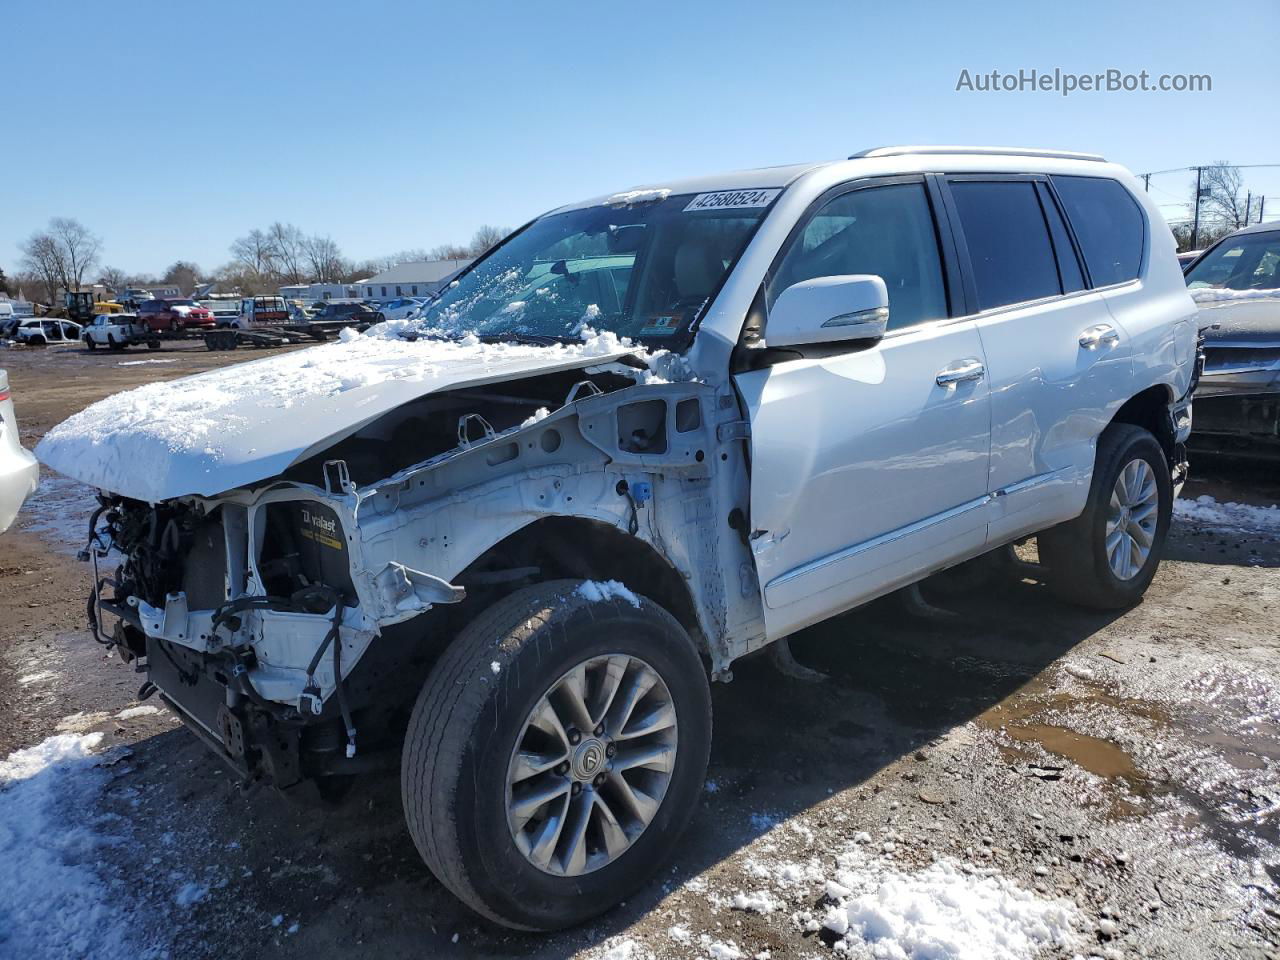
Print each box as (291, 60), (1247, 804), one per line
(38, 146), (1197, 930)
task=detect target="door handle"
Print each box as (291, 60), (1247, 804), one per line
(1079, 323), (1120, 350)
(935, 358), (985, 386)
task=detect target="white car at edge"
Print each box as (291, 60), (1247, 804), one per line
(37, 145), (1198, 931)
(0, 370), (40, 532)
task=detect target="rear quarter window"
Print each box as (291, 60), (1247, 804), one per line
(1050, 176), (1145, 287)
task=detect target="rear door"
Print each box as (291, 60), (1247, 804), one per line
(942, 175), (1134, 543)
(736, 178), (992, 639)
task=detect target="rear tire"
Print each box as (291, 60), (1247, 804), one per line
(401, 579), (711, 931)
(107, 334), (124, 351)
(146, 340), (161, 350)
(1039, 424), (1171, 609)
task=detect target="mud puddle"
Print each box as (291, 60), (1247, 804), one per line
(978, 664), (1280, 853)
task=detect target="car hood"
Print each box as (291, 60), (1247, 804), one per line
(1192, 288), (1280, 343)
(36, 330), (643, 502)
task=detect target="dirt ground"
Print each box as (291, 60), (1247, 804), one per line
(3, 338), (1280, 960)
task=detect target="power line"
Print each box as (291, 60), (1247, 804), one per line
(1139, 163), (1280, 177)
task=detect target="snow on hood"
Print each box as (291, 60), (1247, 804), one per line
(36, 328), (646, 502)
(1190, 287), (1280, 303)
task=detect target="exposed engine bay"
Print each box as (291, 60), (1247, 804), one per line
(82, 365), (764, 794)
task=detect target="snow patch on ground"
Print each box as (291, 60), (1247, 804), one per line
(116, 358), (180, 366)
(821, 859), (1079, 959)
(174, 881), (209, 907)
(576, 579), (642, 608)
(730, 889), (781, 914)
(1174, 495), (1280, 531)
(116, 705), (162, 720)
(57, 711), (111, 732)
(0, 733), (152, 959)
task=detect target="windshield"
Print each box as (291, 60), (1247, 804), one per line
(415, 190), (775, 346)
(169, 299), (196, 307)
(1185, 231), (1280, 291)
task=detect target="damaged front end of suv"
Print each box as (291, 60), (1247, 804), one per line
(63, 353), (761, 799)
(40, 188), (774, 801)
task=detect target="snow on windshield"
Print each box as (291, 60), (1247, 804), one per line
(408, 192), (771, 346)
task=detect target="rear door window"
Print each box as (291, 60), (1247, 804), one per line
(949, 180), (1062, 310)
(1050, 176), (1145, 286)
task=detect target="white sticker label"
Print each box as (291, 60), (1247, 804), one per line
(684, 188), (781, 212)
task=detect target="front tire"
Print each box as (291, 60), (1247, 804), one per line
(401, 580), (711, 931)
(1039, 424), (1172, 609)
(84, 337), (97, 351)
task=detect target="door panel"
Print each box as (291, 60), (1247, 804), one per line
(976, 292), (1132, 543)
(944, 175), (1136, 543)
(736, 318), (991, 639)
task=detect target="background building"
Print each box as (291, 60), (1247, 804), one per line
(278, 282), (362, 301)
(358, 258), (471, 301)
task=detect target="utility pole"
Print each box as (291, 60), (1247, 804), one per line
(1245, 191), (1252, 226)
(1260, 197), (1267, 223)
(1142, 173), (1151, 192)
(1191, 166), (1204, 249)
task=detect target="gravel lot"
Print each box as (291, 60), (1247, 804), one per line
(2, 340), (1279, 960)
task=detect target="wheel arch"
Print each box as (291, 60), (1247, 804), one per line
(451, 515), (703, 652)
(1110, 383), (1176, 463)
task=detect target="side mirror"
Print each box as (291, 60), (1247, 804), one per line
(765, 275), (889, 348)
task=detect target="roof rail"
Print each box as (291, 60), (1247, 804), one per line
(849, 145), (1106, 162)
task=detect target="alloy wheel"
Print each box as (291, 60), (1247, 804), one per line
(1106, 459), (1159, 580)
(505, 654), (678, 877)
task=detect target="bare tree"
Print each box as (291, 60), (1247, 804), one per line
(426, 242), (472, 261)
(468, 224), (508, 256)
(267, 222), (306, 283)
(48, 217), (101, 292)
(99, 265), (129, 292)
(19, 231), (65, 304)
(301, 234), (346, 283)
(13, 270), (43, 303)
(365, 249), (431, 273)
(1198, 162), (1250, 230)
(230, 229), (279, 277)
(0, 267), (12, 297)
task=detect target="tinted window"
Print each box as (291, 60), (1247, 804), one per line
(1184, 231), (1280, 292)
(1038, 185), (1086, 294)
(769, 183), (947, 331)
(951, 180), (1061, 310)
(1051, 176), (1144, 286)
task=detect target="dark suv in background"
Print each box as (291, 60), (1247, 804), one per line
(311, 301), (382, 324)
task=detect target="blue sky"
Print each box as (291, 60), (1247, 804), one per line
(5, 0), (1277, 277)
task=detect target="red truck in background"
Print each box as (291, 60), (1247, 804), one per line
(136, 298), (216, 333)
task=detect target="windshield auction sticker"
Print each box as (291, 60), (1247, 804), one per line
(684, 188), (781, 212)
